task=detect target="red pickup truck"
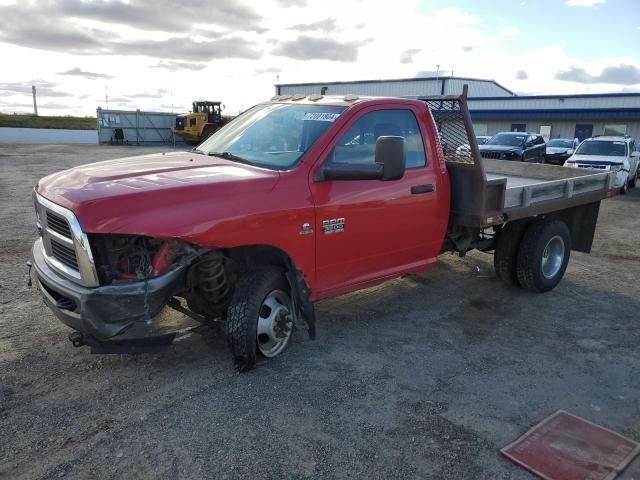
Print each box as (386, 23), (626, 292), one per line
(31, 88), (616, 370)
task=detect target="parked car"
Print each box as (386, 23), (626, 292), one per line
(544, 138), (579, 165)
(455, 135), (492, 156)
(564, 136), (639, 194)
(478, 132), (546, 162)
(30, 92), (617, 371)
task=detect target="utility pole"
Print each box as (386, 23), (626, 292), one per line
(32, 85), (38, 116)
(105, 85), (109, 110)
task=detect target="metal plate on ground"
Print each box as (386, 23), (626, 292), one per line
(501, 410), (640, 480)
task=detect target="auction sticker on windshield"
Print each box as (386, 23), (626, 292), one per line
(303, 112), (341, 122)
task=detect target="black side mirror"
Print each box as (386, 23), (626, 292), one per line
(376, 136), (406, 180)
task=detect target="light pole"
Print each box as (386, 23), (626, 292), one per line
(32, 85), (38, 116)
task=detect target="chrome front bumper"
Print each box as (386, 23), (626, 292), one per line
(32, 238), (187, 340)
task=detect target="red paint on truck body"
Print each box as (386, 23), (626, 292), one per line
(36, 98), (450, 300)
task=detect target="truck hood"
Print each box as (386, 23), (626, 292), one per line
(36, 151), (281, 236)
(546, 147), (571, 154)
(478, 145), (522, 153)
(566, 154), (626, 165)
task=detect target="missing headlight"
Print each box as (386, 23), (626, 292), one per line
(89, 234), (187, 285)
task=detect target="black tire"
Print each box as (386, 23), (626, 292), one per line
(629, 170), (637, 188)
(200, 124), (216, 142)
(494, 221), (529, 286)
(620, 178), (628, 194)
(226, 267), (293, 372)
(516, 220), (571, 293)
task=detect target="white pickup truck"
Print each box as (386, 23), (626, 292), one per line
(565, 136), (639, 194)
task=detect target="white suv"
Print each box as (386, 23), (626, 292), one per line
(564, 136), (640, 194)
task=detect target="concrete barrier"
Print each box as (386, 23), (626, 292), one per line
(0, 127), (98, 143)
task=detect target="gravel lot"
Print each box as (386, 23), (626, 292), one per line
(1, 142), (639, 480)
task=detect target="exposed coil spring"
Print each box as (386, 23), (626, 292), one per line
(197, 254), (231, 305)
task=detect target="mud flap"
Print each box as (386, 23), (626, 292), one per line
(285, 264), (316, 340)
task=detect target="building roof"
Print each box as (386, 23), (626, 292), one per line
(470, 92), (640, 101)
(277, 76), (515, 96)
(467, 91), (640, 121)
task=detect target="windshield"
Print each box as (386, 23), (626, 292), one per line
(547, 139), (573, 148)
(575, 140), (627, 157)
(487, 133), (526, 147)
(198, 103), (346, 169)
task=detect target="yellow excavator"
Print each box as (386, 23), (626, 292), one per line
(171, 101), (231, 145)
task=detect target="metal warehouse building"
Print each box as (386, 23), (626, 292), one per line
(276, 76), (514, 99)
(467, 93), (640, 141)
(276, 76), (640, 141)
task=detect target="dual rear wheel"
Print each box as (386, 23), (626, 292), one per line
(494, 220), (571, 292)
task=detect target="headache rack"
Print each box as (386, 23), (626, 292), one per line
(419, 85), (616, 228)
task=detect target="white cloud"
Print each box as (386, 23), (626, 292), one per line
(0, 0), (636, 116)
(565, 0), (605, 7)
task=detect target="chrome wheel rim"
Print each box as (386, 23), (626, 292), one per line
(256, 290), (293, 358)
(541, 235), (565, 279)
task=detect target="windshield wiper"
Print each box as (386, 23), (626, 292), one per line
(207, 151), (254, 165)
(192, 147), (205, 155)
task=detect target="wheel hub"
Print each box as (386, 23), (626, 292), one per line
(256, 290), (293, 357)
(541, 235), (565, 280)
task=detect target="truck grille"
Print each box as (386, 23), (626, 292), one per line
(46, 210), (72, 238)
(577, 164), (607, 170)
(50, 238), (79, 269)
(33, 192), (99, 287)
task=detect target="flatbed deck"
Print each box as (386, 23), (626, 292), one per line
(421, 89), (616, 227)
(483, 159), (614, 214)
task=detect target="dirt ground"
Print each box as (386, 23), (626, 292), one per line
(1, 142), (639, 480)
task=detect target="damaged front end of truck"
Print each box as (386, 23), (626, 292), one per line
(31, 191), (205, 351)
(30, 191), (314, 357)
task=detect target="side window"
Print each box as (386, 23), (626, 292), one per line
(330, 109), (427, 169)
(534, 135), (545, 145)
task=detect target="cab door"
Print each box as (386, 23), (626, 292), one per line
(309, 105), (443, 298)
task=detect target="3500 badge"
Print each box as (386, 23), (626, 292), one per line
(322, 218), (345, 234)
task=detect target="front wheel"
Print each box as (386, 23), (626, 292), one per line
(629, 169), (637, 188)
(620, 177), (628, 194)
(226, 268), (294, 372)
(516, 220), (571, 293)
(200, 124), (217, 143)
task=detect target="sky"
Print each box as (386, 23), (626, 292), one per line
(0, 0), (638, 117)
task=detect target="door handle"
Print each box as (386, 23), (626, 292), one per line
(411, 184), (435, 194)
